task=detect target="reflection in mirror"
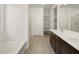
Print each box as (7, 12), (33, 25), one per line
(58, 4), (79, 32)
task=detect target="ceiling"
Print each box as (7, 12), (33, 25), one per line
(29, 4), (43, 7)
(44, 4), (54, 9)
(29, 4), (55, 9)
(60, 4), (79, 9)
(29, 4), (79, 9)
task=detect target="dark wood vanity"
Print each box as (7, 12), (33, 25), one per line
(49, 31), (79, 54)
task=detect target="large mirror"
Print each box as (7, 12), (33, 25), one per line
(58, 4), (79, 32)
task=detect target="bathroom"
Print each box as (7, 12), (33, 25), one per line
(0, 4), (79, 54)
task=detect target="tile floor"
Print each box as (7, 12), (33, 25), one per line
(25, 35), (55, 54)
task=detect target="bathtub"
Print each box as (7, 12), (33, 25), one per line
(0, 40), (27, 54)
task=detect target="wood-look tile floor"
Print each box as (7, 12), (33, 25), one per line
(25, 35), (55, 54)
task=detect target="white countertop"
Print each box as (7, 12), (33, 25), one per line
(50, 29), (79, 51)
(0, 40), (26, 54)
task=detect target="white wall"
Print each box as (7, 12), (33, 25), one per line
(5, 5), (29, 42)
(50, 7), (54, 30)
(0, 5), (1, 41)
(0, 5), (6, 41)
(58, 8), (69, 30)
(30, 6), (44, 36)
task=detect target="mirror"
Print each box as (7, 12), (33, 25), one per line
(58, 4), (79, 32)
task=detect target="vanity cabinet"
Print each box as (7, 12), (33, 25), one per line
(49, 31), (61, 54)
(49, 31), (79, 54)
(50, 32), (53, 48)
(61, 40), (79, 54)
(54, 37), (61, 54)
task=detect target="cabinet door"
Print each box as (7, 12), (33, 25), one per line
(61, 41), (70, 54)
(50, 32), (56, 49)
(50, 32), (61, 54)
(61, 40), (78, 54)
(55, 36), (61, 54)
(49, 32), (53, 48)
(52, 33), (57, 52)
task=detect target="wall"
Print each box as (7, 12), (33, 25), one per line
(0, 5), (6, 41)
(58, 8), (69, 30)
(68, 8), (79, 32)
(0, 5), (1, 41)
(5, 5), (29, 42)
(71, 15), (79, 32)
(26, 5), (31, 48)
(30, 6), (44, 36)
(49, 6), (54, 30)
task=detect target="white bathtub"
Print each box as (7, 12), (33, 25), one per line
(0, 40), (27, 54)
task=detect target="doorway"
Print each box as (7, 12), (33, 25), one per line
(29, 5), (44, 36)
